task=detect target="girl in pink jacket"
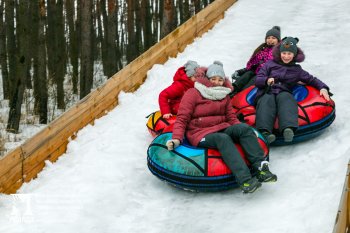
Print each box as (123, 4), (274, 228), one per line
(231, 26), (281, 94)
(166, 61), (277, 194)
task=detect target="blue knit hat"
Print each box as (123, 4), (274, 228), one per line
(280, 37), (299, 55)
(206, 61), (225, 78)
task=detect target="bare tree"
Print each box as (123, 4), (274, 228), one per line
(193, 0), (201, 14)
(0, 0), (9, 99)
(126, 0), (137, 62)
(134, 0), (142, 54)
(30, 0), (40, 114)
(5, 0), (16, 100)
(160, 0), (175, 39)
(141, 0), (153, 50)
(98, 0), (109, 76)
(80, 0), (94, 98)
(46, 0), (66, 109)
(38, 0), (48, 123)
(55, 0), (66, 109)
(66, 0), (79, 94)
(182, 0), (191, 23)
(7, 0), (29, 133)
(106, 0), (119, 77)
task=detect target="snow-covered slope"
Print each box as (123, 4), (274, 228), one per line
(1, 0), (350, 232)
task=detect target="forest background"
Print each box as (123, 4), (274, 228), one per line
(0, 0), (214, 156)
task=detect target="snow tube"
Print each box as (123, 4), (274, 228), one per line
(231, 85), (336, 146)
(146, 111), (176, 137)
(147, 129), (269, 192)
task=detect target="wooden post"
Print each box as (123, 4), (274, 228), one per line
(333, 160), (350, 233)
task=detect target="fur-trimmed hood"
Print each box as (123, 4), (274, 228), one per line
(272, 42), (305, 63)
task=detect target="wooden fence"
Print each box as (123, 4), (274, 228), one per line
(0, 0), (237, 194)
(333, 161), (350, 233)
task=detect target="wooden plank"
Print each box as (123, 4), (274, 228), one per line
(0, 163), (22, 193)
(23, 160), (45, 183)
(4, 179), (23, 194)
(23, 141), (69, 183)
(22, 106), (100, 177)
(0, 147), (22, 177)
(23, 131), (80, 176)
(48, 141), (69, 163)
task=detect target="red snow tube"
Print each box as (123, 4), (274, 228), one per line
(231, 85), (336, 145)
(146, 111), (176, 137)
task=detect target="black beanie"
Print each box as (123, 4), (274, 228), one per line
(265, 26), (281, 41)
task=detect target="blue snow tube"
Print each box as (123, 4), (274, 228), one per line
(147, 130), (269, 192)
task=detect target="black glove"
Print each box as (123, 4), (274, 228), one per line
(231, 68), (247, 80)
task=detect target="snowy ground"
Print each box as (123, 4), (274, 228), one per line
(1, 0), (350, 232)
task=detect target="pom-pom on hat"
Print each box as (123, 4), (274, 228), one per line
(265, 26), (281, 41)
(184, 60), (199, 77)
(206, 61), (225, 79)
(280, 37), (299, 55)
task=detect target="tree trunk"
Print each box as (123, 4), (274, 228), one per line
(80, 0), (93, 99)
(126, 0), (137, 62)
(193, 0), (201, 14)
(134, 0), (142, 54)
(5, 0), (16, 100)
(7, 0), (29, 133)
(160, 0), (175, 39)
(54, 0), (66, 109)
(141, 0), (153, 51)
(46, 0), (56, 82)
(46, 0), (65, 109)
(115, 0), (122, 70)
(38, 0), (48, 123)
(66, 0), (79, 94)
(99, 0), (109, 76)
(25, 1), (33, 90)
(177, 0), (184, 25)
(31, 0), (40, 114)
(106, 0), (118, 77)
(183, 0), (190, 22)
(92, 1), (99, 61)
(0, 0), (9, 99)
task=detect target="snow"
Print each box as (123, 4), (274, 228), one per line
(1, 0), (350, 232)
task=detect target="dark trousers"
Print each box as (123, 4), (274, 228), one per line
(256, 92), (298, 133)
(198, 123), (264, 184)
(233, 70), (256, 92)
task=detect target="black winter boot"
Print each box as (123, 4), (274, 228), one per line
(240, 177), (262, 194)
(283, 128), (294, 142)
(256, 161), (277, 183)
(261, 131), (276, 144)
